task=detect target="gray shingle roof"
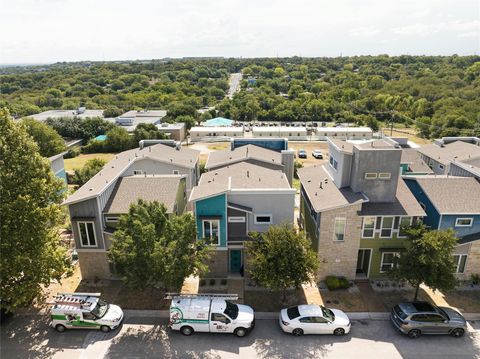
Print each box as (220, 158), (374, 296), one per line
(360, 179), (426, 216)
(417, 141), (480, 165)
(297, 165), (367, 212)
(104, 175), (183, 214)
(64, 144), (199, 205)
(190, 162), (292, 202)
(401, 148), (434, 174)
(329, 139), (354, 154)
(409, 176), (480, 214)
(205, 144), (282, 169)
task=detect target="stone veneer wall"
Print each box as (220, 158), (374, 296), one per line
(317, 203), (363, 281)
(463, 240), (480, 280)
(78, 251), (111, 279)
(205, 250), (228, 277)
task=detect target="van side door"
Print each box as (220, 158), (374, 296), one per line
(210, 313), (232, 333)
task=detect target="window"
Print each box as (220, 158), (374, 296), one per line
(398, 217), (412, 237)
(378, 172), (391, 180)
(419, 202), (426, 210)
(380, 217), (394, 238)
(78, 222), (96, 247)
(211, 313), (229, 323)
(133, 170), (143, 175)
(202, 220), (220, 245)
(453, 254), (467, 273)
(173, 170), (179, 175)
(299, 317), (313, 323)
(438, 164), (445, 170)
(228, 217), (246, 223)
(312, 317), (329, 323)
(105, 217), (119, 222)
(333, 217), (346, 241)
(455, 218), (473, 227)
(83, 312), (96, 321)
(365, 172), (378, 180)
(362, 217), (375, 238)
(380, 252), (399, 272)
(254, 215), (272, 224)
(329, 156), (338, 171)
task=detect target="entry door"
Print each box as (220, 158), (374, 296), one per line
(229, 250), (242, 273)
(356, 249), (371, 276)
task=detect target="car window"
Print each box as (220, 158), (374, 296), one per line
(83, 312), (96, 321)
(287, 306), (300, 320)
(427, 314), (445, 322)
(411, 314), (428, 322)
(312, 317), (328, 324)
(299, 317), (312, 323)
(211, 313), (228, 323)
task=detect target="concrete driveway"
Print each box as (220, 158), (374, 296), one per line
(1, 315), (479, 359)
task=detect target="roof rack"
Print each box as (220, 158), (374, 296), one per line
(165, 293), (239, 300)
(51, 292), (101, 307)
(57, 292), (101, 297)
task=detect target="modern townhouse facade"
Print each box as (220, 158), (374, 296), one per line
(205, 144), (295, 185)
(63, 144), (199, 279)
(404, 176), (480, 280)
(189, 162), (296, 276)
(298, 138), (425, 281)
(48, 151), (68, 184)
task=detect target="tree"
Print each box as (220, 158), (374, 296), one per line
(389, 224), (458, 301)
(108, 200), (210, 290)
(175, 115), (196, 130)
(245, 225), (319, 301)
(104, 126), (134, 152)
(21, 118), (66, 157)
(132, 123), (166, 143)
(72, 158), (107, 186)
(0, 108), (71, 312)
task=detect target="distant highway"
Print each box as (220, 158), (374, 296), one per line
(227, 73), (242, 99)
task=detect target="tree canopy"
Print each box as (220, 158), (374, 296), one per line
(0, 108), (71, 312)
(389, 224), (458, 300)
(72, 158), (107, 187)
(21, 118), (66, 157)
(108, 200), (210, 291)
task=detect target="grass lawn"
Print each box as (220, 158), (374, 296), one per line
(64, 153), (115, 171)
(381, 128), (431, 145)
(292, 178), (301, 191)
(207, 143), (230, 151)
(321, 290), (368, 312)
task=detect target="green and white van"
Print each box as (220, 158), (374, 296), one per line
(50, 292), (124, 333)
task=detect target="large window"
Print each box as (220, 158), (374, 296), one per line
(378, 172), (391, 180)
(254, 215), (272, 224)
(333, 217), (346, 241)
(362, 217), (375, 238)
(380, 252), (400, 273)
(455, 218), (473, 227)
(380, 217), (394, 238)
(329, 156), (338, 171)
(453, 255), (467, 273)
(364, 173), (378, 180)
(78, 222), (96, 247)
(398, 217), (412, 237)
(202, 220), (220, 245)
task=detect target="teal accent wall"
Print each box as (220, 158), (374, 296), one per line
(194, 194), (227, 247)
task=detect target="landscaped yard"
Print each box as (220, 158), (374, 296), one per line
(244, 289), (307, 312)
(64, 153), (115, 171)
(321, 290), (368, 312)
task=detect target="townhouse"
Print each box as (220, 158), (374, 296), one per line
(189, 162), (296, 276)
(63, 143), (200, 279)
(298, 138), (426, 280)
(404, 176), (480, 279)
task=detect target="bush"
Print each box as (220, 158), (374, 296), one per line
(209, 278), (216, 286)
(199, 279), (206, 287)
(471, 274), (480, 285)
(325, 276), (350, 290)
(220, 279), (227, 286)
(64, 147), (81, 159)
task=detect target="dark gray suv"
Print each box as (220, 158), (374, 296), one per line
(390, 302), (467, 338)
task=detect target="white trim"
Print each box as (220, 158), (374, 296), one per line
(172, 170), (180, 175)
(380, 252), (400, 273)
(378, 172), (391, 179)
(228, 216), (246, 223)
(453, 254), (468, 273)
(77, 221), (97, 247)
(76, 248), (107, 253)
(364, 172), (378, 180)
(357, 248), (372, 278)
(398, 217), (412, 238)
(105, 216), (119, 222)
(361, 216), (376, 238)
(202, 219), (221, 246)
(333, 217), (346, 241)
(455, 218), (473, 227)
(379, 216), (394, 238)
(254, 214), (272, 224)
(227, 204), (252, 213)
(133, 170), (144, 175)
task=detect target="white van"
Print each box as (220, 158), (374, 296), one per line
(168, 293), (255, 337)
(50, 292), (124, 333)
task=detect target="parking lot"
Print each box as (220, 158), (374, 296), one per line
(1, 315), (479, 358)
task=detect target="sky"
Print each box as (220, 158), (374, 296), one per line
(1, 0), (479, 64)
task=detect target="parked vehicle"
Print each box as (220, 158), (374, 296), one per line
(168, 293), (255, 337)
(50, 292), (124, 333)
(297, 149), (307, 159)
(390, 301), (467, 338)
(279, 305), (350, 336)
(312, 149), (323, 159)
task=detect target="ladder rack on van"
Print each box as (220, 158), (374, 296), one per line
(50, 292), (101, 307)
(165, 293), (239, 300)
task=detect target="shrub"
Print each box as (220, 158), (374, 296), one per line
(471, 274), (480, 285)
(64, 147), (81, 159)
(325, 276), (350, 290)
(199, 279), (206, 287)
(220, 279), (227, 286)
(209, 278), (216, 286)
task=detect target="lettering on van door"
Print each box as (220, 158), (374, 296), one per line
(211, 313), (230, 332)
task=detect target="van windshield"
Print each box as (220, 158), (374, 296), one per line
(224, 301), (239, 319)
(91, 299), (109, 319)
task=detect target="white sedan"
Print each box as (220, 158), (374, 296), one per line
(279, 305), (351, 336)
(312, 149), (323, 159)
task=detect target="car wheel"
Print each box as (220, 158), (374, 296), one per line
(450, 328), (465, 337)
(234, 327), (247, 337)
(333, 328), (345, 336)
(408, 329), (421, 339)
(181, 326), (194, 336)
(55, 324), (66, 333)
(100, 325), (111, 333)
(292, 328), (304, 336)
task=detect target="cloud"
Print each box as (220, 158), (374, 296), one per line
(349, 26), (380, 37)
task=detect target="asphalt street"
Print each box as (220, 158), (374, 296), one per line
(1, 315), (479, 359)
